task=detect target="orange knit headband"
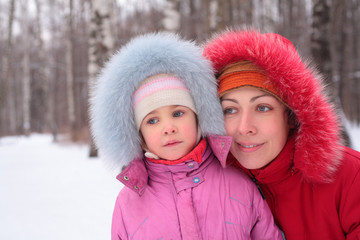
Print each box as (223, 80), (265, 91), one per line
(217, 61), (280, 98)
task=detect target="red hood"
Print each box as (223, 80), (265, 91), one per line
(204, 29), (343, 183)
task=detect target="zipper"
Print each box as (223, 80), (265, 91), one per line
(250, 171), (266, 200)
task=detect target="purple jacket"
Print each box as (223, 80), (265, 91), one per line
(111, 135), (283, 239)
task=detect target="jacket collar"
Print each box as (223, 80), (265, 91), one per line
(147, 138), (207, 165)
(116, 157), (148, 196)
(207, 134), (232, 168)
(116, 135), (232, 196)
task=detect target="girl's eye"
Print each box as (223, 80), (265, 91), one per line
(147, 118), (158, 124)
(257, 105), (271, 112)
(173, 111), (184, 117)
(223, 107), (237, 115)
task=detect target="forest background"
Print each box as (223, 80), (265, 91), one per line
(1, 0), (360, 157)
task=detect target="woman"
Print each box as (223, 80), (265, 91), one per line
(203, 29), (360, 239)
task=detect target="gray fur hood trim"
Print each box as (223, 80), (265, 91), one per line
(89, 32), (225, 171)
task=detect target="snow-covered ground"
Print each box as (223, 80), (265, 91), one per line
(0, 124), (359, 240)
(0, 134), (123, 240)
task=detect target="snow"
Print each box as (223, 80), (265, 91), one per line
(0, 125), (359, 240)
(0, 134), (123, 240)
(345, 121), (360, 151)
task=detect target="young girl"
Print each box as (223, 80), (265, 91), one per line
(203, 29), (360, 239)
(90, 33), (283, 239)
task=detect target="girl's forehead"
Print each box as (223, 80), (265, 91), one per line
(145, 105), (196, 115)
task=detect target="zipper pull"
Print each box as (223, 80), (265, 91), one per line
(252, 177), (266, 200)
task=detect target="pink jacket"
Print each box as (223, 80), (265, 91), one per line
(111, 135), (283, 239)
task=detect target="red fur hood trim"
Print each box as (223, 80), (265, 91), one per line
(203, 29), (343, 183)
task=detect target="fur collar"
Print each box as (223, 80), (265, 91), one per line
(90, 33), (225, 172)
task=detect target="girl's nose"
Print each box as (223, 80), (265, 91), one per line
(162, 122), (177, 135)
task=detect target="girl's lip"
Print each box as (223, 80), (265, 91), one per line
(236, 142), (264, 153)
(164, 140), (182, 147)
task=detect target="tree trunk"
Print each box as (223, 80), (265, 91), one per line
(162, 0), (180, 32)
(208, 0), (218, 34)
(0, 0), (15, 136)
(88, 0), (115, 157)
(353, 0), (360, 124)
(311, 0), (332, 91)
(21, 0), (31, 136)
(216, 0), (225, 31)
(35, 0), (51, 137)
(311, 0), (351, 146)
(46, 0), (59, 142)
(66, 0), (77, 141)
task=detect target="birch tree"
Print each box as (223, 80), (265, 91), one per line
(311, 0), (351, 146)
(162, 0), (180, 32)
(352, 0), (360, 123)
(88, 0), (115, 157)
(45, 0), (61, 142)
(252, 0), (278, 32)
(209, 0), (218, 33)
(311, 0), (332, 90)
(35, 0), (55, 138)
(66, 0), (77, 141)
(0, 0), (15, 136)
(20, 0), (31, 136)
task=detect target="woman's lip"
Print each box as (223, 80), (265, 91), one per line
(236, 142), (264, 153)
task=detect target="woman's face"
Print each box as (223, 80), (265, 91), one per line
(221, 87), (290, 169)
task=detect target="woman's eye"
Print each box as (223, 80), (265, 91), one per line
(147, 118), (158, 124)
(223, 108), (237, 115)
(257, 105), (271, 112)
(173, 111), (184, 117)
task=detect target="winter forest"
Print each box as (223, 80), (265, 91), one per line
(1, 0), (360, 154)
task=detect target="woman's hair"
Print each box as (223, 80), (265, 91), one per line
(286, 107), (299, 129)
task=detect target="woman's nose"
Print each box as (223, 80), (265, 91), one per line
(237, 112), (256, 135)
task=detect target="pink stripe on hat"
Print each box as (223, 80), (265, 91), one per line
(132, 73), (197, 130)
(133, 77), (190, 108)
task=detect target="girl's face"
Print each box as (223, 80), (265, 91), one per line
(140, 105), (198, 160)
(221, 87), (290, 169)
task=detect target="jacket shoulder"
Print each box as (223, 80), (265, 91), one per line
(337, 146), (360, 177)
(342, 146), (360, 161)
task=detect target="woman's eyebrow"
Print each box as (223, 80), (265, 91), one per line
(221, 93), (272, 104)
(250, 94), (272, 103)
(220, 98), (238, 104)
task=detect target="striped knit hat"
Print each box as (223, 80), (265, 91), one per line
(133, 73), (196, 130)
(217, 60), (280, 98)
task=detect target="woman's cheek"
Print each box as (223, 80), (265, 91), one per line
(224, 119), (235, 136)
